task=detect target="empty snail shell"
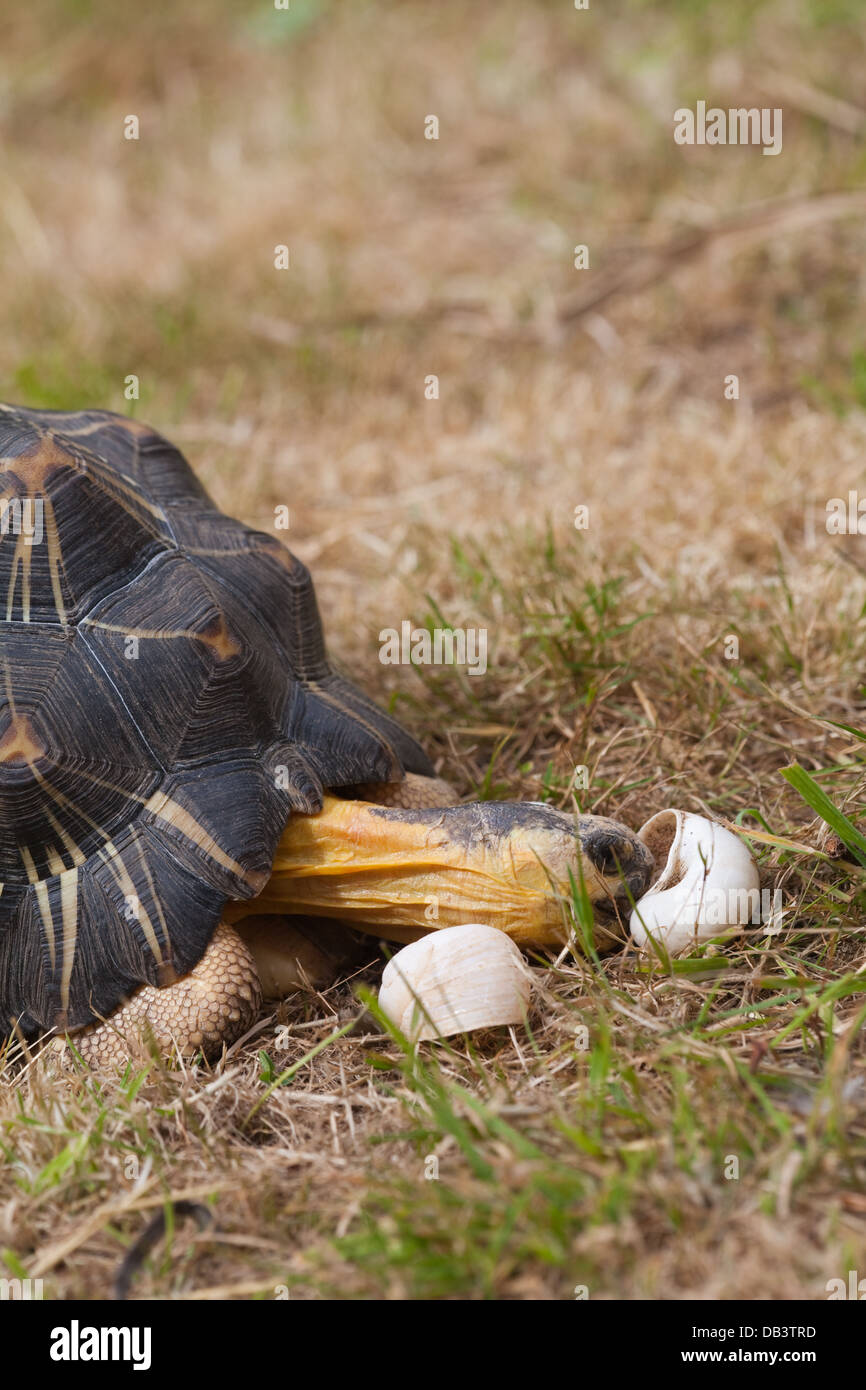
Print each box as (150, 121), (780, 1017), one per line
(630, 809), (760, 954)
(378, 923), (532, 1041)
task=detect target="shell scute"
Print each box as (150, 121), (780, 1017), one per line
(0, 405), (431, 1034)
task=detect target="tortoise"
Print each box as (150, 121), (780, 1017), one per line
(0, 404), (654, 1064)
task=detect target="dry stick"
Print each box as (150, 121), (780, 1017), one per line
(31, 1183), (237, 1278)
(556, 190), (866, 329)
(250, 191), (866, 349)
(755, 72), (866, 137)
(114, 1201), (214, 1301)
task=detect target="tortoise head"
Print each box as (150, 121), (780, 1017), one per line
(573, 812), (656, 917)
(494, 802), (655, 942)
(249, 793), (655, 953)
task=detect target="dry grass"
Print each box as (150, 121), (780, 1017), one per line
(2, 0), (866, 1300)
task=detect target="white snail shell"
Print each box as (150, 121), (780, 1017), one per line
(629, 809), (760, 954)
(378, 923), (531, 1041)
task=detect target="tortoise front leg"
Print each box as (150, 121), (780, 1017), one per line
(63, 923), (262, 1067)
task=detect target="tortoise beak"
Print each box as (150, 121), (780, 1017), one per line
(577, 816), (656, 917)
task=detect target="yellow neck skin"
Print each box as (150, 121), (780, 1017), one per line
(226, 795), (618, 949)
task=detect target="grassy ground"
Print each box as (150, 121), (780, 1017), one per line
(2, 0), (866, 1299)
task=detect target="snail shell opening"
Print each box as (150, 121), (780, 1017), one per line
(638, 810), (687, 887)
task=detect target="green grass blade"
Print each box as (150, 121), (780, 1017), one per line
(780, 762), (866, 867)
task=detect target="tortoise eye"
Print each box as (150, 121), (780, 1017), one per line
(591, 840), (624, 876)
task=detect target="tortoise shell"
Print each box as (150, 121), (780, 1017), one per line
(0, 404), (431, 1036)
